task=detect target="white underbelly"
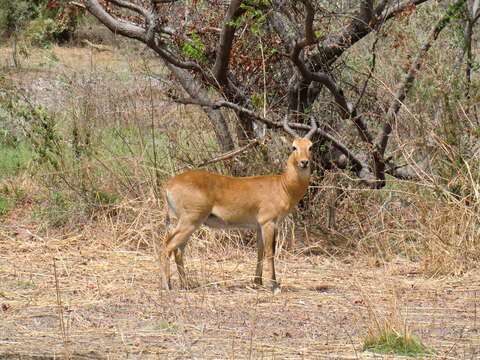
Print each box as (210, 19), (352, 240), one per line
(203, 214), (258, 229)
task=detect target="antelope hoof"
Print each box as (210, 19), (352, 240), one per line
(272, 284), (281, 295)
(253, 276), (263, 286)
(180, 279), (198, 290)
(161, 281), (171, 291)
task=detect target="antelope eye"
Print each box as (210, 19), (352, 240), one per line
(292, 146), (297, 152)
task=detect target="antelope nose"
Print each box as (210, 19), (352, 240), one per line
(299, 160), (309, 168)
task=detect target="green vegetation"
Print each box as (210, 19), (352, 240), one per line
(0, 72), (173, 225)
(10, 280), (36, 289)
(153, 322), (180, 333)
(25, 17), (68, 48)
(0, 0), (39, 36)
(362, 325), (436, 357)
(0, 139), (32, 178)
(0, 195), (10, 216)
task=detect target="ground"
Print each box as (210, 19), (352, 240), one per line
(1, 218), (479, 359)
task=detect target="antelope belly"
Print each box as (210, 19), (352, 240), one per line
(203, 214), (257, 229)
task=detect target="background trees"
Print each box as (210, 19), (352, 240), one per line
(81, 0), (478, 190)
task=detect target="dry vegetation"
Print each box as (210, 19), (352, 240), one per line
(0, 38), (479, 360)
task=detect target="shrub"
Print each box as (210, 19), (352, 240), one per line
(24, 17), (68, 48)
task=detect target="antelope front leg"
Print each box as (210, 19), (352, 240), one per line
(254, 228), (264, 286)
(261, 222), (280, 294)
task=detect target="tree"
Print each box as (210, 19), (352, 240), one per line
(80, 0), (468, 188)
(0, 0), (38, 66)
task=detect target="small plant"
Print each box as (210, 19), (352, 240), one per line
(25, 106), (64, 171)
(39, 191), (71, 228)
(153, 322), (179, 333)
(0, 139), (32, 178)
(362, 319), (436, 356)
(10, 280), (36, 289)
(181, 31), (207, 63)
(0, 195), (10, 216)
(89, 189), (119, 207)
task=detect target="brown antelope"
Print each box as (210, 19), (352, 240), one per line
(160, 115), (317, 293)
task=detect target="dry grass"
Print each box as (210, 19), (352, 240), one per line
(1, 44), (479, 359)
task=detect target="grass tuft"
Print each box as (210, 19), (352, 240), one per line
(0, 194), (10, 216)
(362, 320), (436, 356)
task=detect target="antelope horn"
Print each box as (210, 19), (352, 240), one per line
(304, 116), (318, 140)
(283, 112), (300, 138)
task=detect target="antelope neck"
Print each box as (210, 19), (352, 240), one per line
(280, 155), (310, 203)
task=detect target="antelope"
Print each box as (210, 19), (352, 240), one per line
(160, 115), (317, 293)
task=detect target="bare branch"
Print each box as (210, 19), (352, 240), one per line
(380, 0), (431, 20)
(291, 0), (318, 65)
(84, 0), (146, 41)
(298, 0), (316, 44)
(171, 96), (377, 185)
(151, 43), (205, 73)
(197, 139), (260, 167)
(108, 0), (151, 19)
(312, 0), (431, 68)
(173, 97), (279, 128)
(360, 0), (374, 21)
(70, 1), (86, 9)
(84, 0), (211, 78)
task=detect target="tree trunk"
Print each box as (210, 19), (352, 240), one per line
(12, 25), (19, 68)
(166, 63), (235, 152)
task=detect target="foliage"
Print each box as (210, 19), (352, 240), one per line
(38, 190), (71, 227)
(0, 142), (32, 178)
(25, 17), (68, 48)
(0, 0), (39, 36)
(182, 31), (207, 63)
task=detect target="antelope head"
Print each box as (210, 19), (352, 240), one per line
(283, 113), (317, 173)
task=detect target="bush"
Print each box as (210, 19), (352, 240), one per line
(25, 17), (68, 48)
